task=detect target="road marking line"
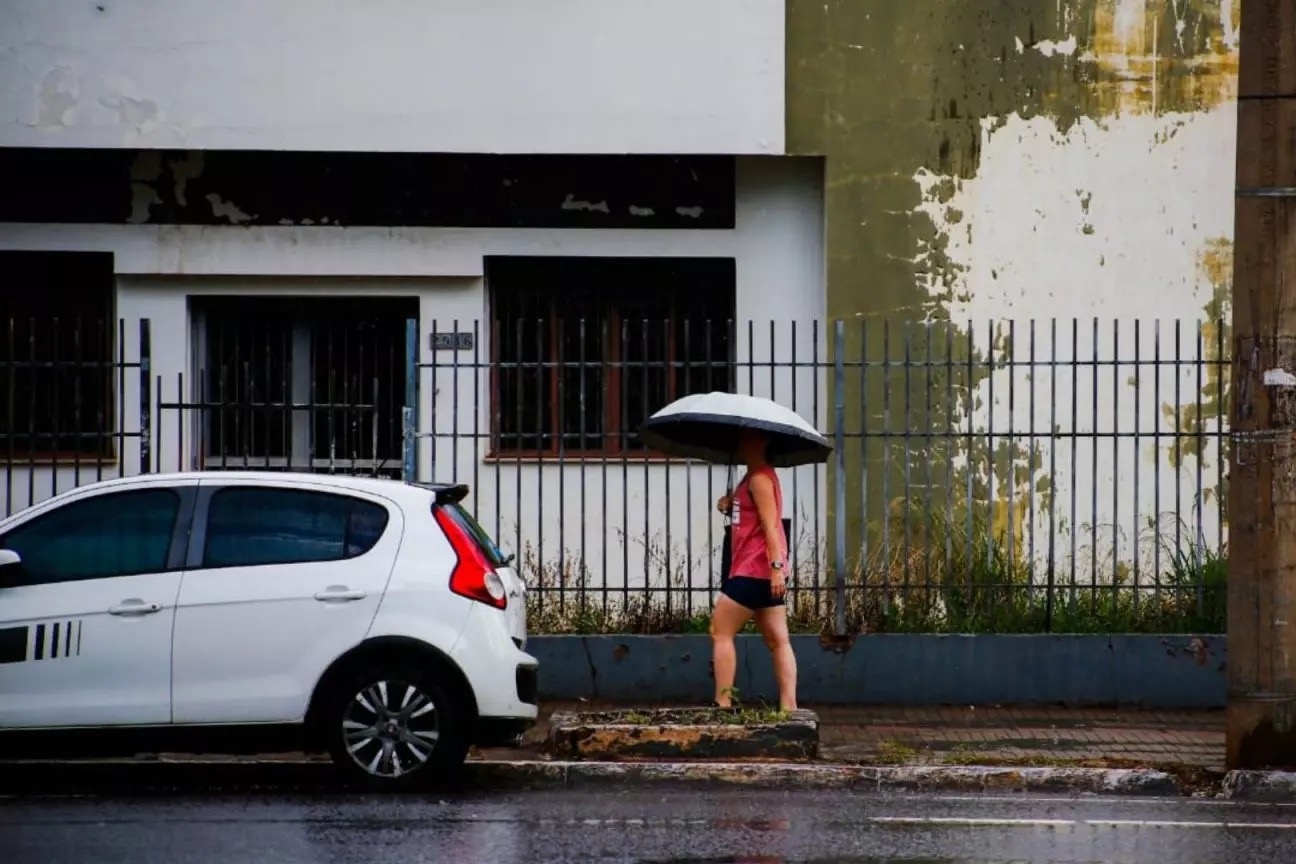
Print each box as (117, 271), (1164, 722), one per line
(902, 797), (1296, 813)
(919, 795), (1296, 808)
(1086, 819), (1296, 829)
(529, 814), (1296, 831)
(868, 816), (1296, 830)
(870, 817), (1074, 827)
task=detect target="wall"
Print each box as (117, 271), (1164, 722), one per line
(0, 0), (784, 155)
(0, 158), (828, 607)
(787, 0), (1238, 580)
(531, 633), (1228, 707)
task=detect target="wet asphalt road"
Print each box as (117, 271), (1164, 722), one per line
(1, 788), (1294, 864)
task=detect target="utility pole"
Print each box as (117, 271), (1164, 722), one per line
(1228, 0), (1296, 769)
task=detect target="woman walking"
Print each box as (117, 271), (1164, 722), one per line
(712, 428), (797, 711)
(637, 391), (827, 713)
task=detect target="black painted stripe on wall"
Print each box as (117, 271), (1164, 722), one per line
(0, 150), (737, 229)
(0, 627), (25, 664)
(51, 622), (61, 659)
(33, 624), (45, 660)
(65, 621), (73, 658)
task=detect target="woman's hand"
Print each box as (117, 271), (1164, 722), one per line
(769, 567), (787, 599)
(716, 495), (733, 514)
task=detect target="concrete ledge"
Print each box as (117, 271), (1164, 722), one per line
(1221, 770), (1296, 801)
(546, 708), (819, 761)
(528, 634), (1227, 708)
(0, 759), (1184, 797)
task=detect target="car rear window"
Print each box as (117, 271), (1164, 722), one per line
(204, 487), (390, 568)
(439, 503), (508, 567)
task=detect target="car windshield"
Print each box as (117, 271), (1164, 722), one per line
(440, 503), (508, 568)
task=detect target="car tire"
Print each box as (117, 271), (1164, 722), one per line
(320, 663), (470, 791)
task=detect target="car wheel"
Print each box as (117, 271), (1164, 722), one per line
(321, 664), (469, 791)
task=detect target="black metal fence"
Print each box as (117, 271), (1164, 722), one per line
(1, 317), (152, 515)
(413, 317), (1229, 635)
(2, 315), (1230, 635)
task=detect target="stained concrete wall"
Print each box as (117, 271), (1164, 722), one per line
(531, 634), (1227, 707)
(787, 0), (1238, 578)
(0, 0), (784, 154)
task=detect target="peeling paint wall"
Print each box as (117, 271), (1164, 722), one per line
(0, 0), (784, 154)
(788, 0), (1237, 577)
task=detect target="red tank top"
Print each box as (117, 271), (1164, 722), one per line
(729, 465), (785, 580)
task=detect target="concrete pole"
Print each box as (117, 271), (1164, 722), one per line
(1227, 0), (1296, 769)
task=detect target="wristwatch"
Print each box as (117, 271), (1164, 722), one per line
(770, 560), (785, 571)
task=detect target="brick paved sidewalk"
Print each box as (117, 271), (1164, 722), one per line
(813, 705), (1224, 768)
(487, 702), (1225, 769)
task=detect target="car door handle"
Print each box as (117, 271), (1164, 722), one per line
(109, 599), (162, 616)
(314, 587), (366, 603)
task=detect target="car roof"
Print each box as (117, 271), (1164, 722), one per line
(45, 472), (462, 498)
(0, 473), (473, 529)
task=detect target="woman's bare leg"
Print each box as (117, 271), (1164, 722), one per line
(755, 605), (798, 711)
(710, 594), (752, 707)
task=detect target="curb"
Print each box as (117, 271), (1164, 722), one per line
(0, 758), (1185, 797)
(1221, 770), (1296, 801)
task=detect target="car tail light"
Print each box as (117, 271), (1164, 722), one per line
(434, 507), (507, 609)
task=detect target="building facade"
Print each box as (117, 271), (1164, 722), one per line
(0, 1), (1237, 614)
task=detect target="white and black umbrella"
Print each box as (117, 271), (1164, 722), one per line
(638, 391), (831, 467)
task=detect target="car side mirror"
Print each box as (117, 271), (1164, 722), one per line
(0, 549), (21, 586)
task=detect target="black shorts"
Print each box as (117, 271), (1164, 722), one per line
(720, 576), (785, 610)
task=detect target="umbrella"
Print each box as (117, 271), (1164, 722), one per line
(638, 391), (832, 467)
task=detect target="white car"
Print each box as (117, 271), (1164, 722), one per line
(0, 472), (537, 789)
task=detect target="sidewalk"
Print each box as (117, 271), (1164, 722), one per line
(2, 702), (1265, 799)
(479, 702), (1226, 770)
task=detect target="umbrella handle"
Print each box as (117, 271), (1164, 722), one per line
(722, 463), (735, 524)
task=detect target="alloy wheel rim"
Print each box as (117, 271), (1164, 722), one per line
(341, 679), (440, 778)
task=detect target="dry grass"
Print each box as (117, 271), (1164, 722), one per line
(520, 511), (1226, 635)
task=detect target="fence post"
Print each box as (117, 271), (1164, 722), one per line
(833, 319), (847, 636)
(138, 319), (151, 475)
(402, 318), (417, 483)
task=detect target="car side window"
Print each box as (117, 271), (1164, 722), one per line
(0, 489), (181, 587)
(202, 487), (390, 568)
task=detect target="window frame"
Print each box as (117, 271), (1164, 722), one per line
(0, 251), (118, 465)
(0, 485), (195, 587)
(486, 257), (736, 460)
(193, 484), (393, 571)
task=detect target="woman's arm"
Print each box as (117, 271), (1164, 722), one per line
(749, 472), (786, 596)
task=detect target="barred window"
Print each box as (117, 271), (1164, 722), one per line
(488, 257), (735, 456)
(194, 296), (415, 475)
(0, 251), (114, 460)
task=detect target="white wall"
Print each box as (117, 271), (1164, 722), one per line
(0, 0), (785, 155)
(1, 158), (828, 610)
